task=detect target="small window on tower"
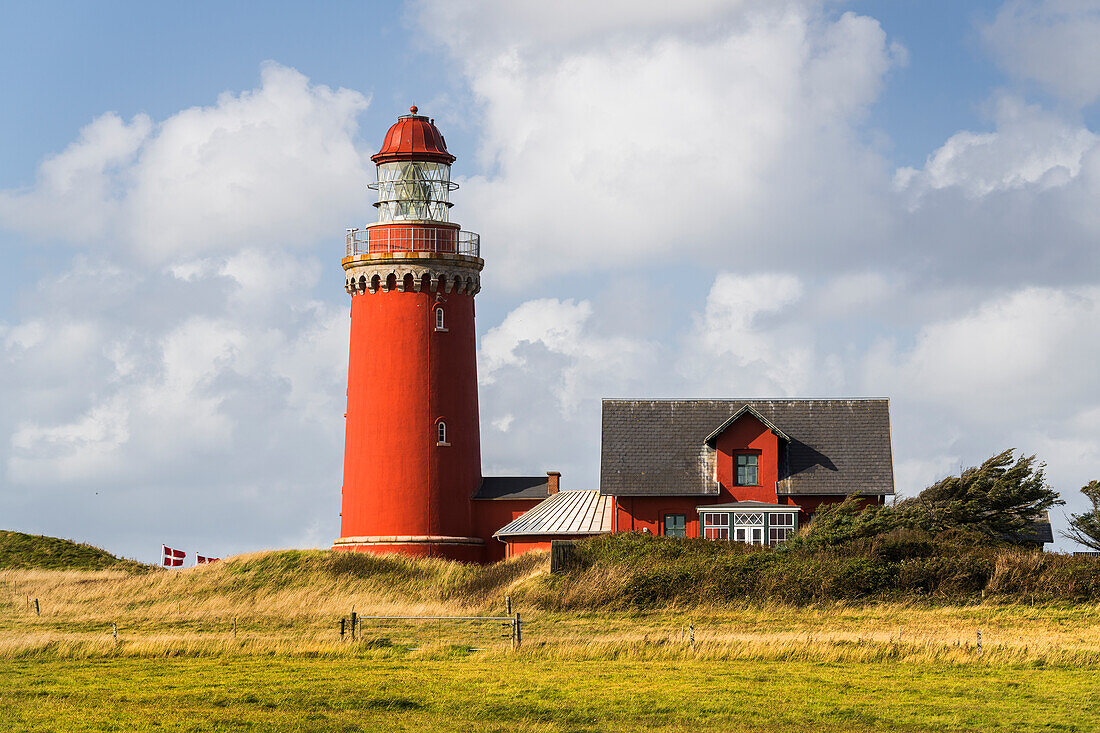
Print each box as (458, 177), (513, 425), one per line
(437, 421), (448, 446)
(435, 307), (446, 331)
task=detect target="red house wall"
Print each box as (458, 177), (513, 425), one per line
(714, 415), (779, 502)
(472, 498), (544, 563)
(502, 535), (599, 559)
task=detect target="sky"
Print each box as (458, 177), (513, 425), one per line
(1, 0), (1098, 562)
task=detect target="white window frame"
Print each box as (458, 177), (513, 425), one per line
(702, 512), (729, 540)
(436, 421), (449, 446)
(700, 508), (799, 545)
(434, 307), (446, 331)
(767, 512), (797, 545)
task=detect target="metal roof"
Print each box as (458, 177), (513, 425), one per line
(601, 399), (895, 497)
(371, 106), (456, 165)
(493, 490), (614, 539)
(474, 476), (550, 501)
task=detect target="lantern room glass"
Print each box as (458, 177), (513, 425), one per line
(371, 161), (457, 223)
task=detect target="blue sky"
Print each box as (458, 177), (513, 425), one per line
(1, 0), (1098, 561)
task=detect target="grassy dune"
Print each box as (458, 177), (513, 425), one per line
(3, 543), (1100, 730)
(0, 530), (147, 572)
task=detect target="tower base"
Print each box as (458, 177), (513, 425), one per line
(332, 535), (486, 563)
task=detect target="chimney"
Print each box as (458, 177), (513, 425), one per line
(546, 471), (561, 495)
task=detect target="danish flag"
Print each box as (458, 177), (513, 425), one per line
(197, 555), (220, 564)
(163, 546), (185, 567)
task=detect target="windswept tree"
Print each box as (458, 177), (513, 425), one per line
(897, 449), (1063, 540)
(793, 494), (899, 548)
(1062, 480), (1100, 551)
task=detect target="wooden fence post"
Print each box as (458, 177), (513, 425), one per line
(506, 596), (511, 616)
(233, 618), (237, 640)
(350, 612), (357, 641)
(34, 598), (39, 616)
(514, 613), (521, 649)
(340, 617), (346, 640)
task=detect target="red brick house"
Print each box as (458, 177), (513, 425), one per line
(496, 399), (894, 555)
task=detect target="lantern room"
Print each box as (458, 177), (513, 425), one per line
(368, 106), (458, 224)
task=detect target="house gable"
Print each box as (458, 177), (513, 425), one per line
(600, 399), (894, 497)
(711, 411), (782, 502)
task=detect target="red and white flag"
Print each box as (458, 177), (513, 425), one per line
(163, 545), (185, 567)
(196, 555), (220, 564)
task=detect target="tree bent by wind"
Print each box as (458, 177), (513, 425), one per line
(1062, 480), (1100, 551)
(795, 449), (1064, 548)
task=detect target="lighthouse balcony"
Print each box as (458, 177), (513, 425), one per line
(346, 225), (480, 258)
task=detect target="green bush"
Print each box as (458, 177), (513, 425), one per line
(534, 532), (1100, 609)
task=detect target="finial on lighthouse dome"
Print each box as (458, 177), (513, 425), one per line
(371, 106), (455, 165)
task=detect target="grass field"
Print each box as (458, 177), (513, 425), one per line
(3, 655), (1099, 731)
(2, 547), (1100, 730)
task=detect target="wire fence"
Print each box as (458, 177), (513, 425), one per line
(344, 614), (521, 651)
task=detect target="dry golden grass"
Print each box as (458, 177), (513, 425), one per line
(3, 548), (1100, 667)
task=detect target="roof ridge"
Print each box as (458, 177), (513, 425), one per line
(602, 397), (890, 402)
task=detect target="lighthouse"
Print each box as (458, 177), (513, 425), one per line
(334, 107), (486, 561)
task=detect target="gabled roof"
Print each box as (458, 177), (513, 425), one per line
(474, 476), (550, 501)
(494, 490), (613, 539)
(600, 399), (894, 497)
(1014, 510), (1054, 545)
(703, 405), (790, 446)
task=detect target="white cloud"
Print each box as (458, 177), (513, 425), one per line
(863, 286), (1100, 424)
(896, 97), (1097, 200)
(0, 63), (371, 261)
(678, 272), (813, 395)
(983, 0), (1100, 107)
(415, 0), (900, 285)
(480, 298), (654, 414)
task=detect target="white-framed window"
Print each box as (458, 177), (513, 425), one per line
(768, 512), (796, 545)
(702, 512), (729, 540)
(733, 512), (764, 526)
(437, 421), (448, 445)
(735, 526), (764, 545)
(435, 307), (445, 331)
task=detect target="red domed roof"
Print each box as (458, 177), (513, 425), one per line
(371, 106), (456, 165)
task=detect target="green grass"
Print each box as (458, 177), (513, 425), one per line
(4, 543), (1100, 730)
(1, 655), (1098, 732)
(0, 530), (148, 572)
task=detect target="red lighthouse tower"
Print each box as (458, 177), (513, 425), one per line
(334, 107), (486, 562)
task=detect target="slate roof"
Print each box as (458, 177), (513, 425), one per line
(474, 476), (551, 501)
(1016, 510), (1054, 545)
(600, 399), (894, 497)
(494, 490), (614, 538)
